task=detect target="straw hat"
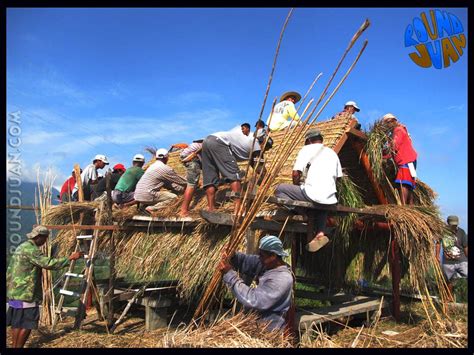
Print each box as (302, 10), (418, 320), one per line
(280, 91), (301, 103)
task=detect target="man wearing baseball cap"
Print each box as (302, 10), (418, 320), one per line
(274, 128), (343, 252)
(436, 215), (468, 302)
(331, 101), (361, 127)
(92, 163), (127, 201)
(218, 235), (294, 331)
(112, 154), (146, 208)
(6, 226), (83, 347)
(267, 91), (302, 132)
(134, 148), (187, 214)
(72, 154), (109, 201)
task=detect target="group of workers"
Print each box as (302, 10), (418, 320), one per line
(7, 90), (466, 347)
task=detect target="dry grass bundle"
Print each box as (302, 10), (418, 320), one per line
(159, 311), (293, 348)
(364, 204), (451, 320)
(114, 222), (237, 300)
(364, 118), (396, 184)
(43, 201), (99, 225)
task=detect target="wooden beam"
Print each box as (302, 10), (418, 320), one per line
(39, 224), (122, 231)
(227, 192), (386, 217)
(347, 127), (368, 141)
(199, 210), (308, 233)
(74, 164), (84, 202)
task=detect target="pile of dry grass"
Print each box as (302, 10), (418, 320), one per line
(159, 312), (293, 348)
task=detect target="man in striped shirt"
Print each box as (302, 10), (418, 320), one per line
(134, 148), (187, 213)
(179, 139), (203, 218)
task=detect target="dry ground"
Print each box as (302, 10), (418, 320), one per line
(5, 301), (467, 348)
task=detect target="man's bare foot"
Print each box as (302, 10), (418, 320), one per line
(306, 232), (329, 253)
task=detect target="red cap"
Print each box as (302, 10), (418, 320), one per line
(113, 163), (126, 172)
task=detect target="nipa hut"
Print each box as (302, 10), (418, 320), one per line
(44, 113), (448, 327)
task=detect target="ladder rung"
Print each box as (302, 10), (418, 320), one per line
(59, 289), (81, 297)
(76, 235), (94, 240)
(65, 272), (84, 278)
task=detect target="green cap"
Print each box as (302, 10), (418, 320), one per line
(27, 225), (50, 239)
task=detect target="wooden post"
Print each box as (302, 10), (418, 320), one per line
(106, 172), (116, 328)
(74, 164), (84, 202)
(245, 228), (258, 255)
(389, 238), (401, 321)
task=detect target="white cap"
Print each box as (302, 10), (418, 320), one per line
(133, 154), (145, 162)
(94, 154), (109, 164)
(381, 113), (397, 121)
(345, 101), (360, 112)
(155, 148), (169, 159)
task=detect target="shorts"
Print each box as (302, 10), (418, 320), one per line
(6, 306), (40, 329)
(442, 261), (468, 281)
(394, 161), (417, 189)
(201, 135), (241, 188)
(184, 160), (202, 187)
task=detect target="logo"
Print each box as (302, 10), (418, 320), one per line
(405, 9), (466, 69)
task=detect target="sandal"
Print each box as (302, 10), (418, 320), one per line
(306, 233), (329, 252)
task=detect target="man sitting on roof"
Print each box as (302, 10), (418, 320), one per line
(201, 125), (263, 214)
(179, 139), (204, 219)
(331, 100), (362, 129)
(59, 168), (82, 203)
(112, 154), (146, 208)
(72, 154), (109, 201)
(134, 148), (187, 214)
(274, 128), (343, 252)
(267, 91), (302, 132)
(254, 119), (273, 152)
(381, 113), (418, 205)
(92, 163), (127, 201)
(218, 235), (294, 332)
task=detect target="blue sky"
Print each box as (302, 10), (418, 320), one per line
(6, 8), (468, 231)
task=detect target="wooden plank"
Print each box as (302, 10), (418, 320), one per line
(347, 127), (368, 141)
(74, 164), (84, 202)
(226, 192), (386, 217)
(199, 210), (308, 234)
(40, 224), (122, 231)
(296, 290), (358, 304)
(297, 297), (387, 331)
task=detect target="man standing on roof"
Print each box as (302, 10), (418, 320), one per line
(381, 113), (418, 205)
(92, 163), (127, 201)
(6, 226), (83, 348)
(179, 139), (204, 218)
(201, 125), (263, 214)
(112, 154), (146, 208)
(436, 215), (468, 302)
(72, 154), (109, 201)
(331, 101), (362, 129)
(267, 91), (302, 132)
(218, 235), (294, 332)
(274, 129), (343, 252)
(59, 169), (82, 203)
(134, 148), (187, 214)
(254, 119), (273, 151)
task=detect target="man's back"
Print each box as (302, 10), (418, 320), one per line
(115, 166), (144, 192)
(212, 126), (260, 161)
(294, 143), (342, 204)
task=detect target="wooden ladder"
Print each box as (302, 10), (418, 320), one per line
(52, 201), (105, 330)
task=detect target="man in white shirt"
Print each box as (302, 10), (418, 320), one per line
(72, 154), (109, 201)
(274, 128), (343, 252)
(267, 91), (301, 132)
(201, 125), (262, 214)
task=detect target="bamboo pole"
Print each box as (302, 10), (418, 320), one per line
(194, 21), (370, 321)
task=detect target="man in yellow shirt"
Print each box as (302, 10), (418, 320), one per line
(267, 91), (301, 132)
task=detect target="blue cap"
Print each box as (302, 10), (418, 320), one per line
(259, 235), (289, 257)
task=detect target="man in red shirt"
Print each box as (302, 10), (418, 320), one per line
(382, 113), (418, 205)
(59, 169), (82, 203)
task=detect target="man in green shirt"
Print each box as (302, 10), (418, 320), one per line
(112, 154), (146, 208)
(7, 225), (83, 348)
